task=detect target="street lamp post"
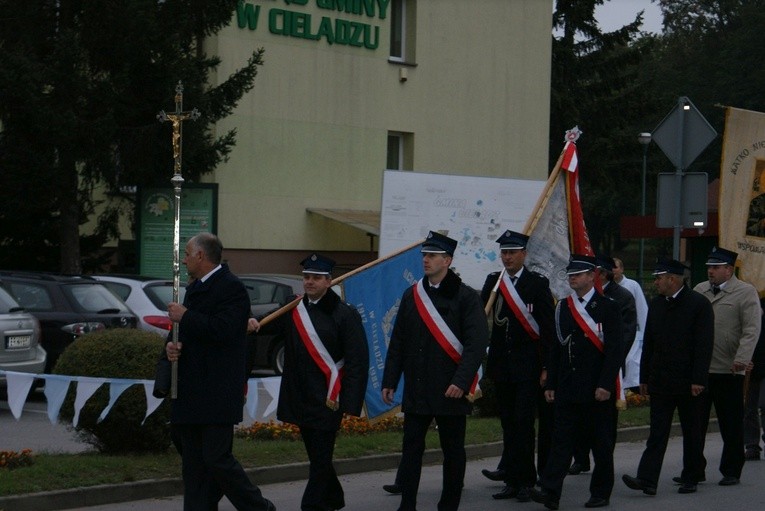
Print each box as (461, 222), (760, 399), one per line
(638, 132), (652, 286)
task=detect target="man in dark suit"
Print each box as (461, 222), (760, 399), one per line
(277, 253), (369, 511)
(382, 231), (488, 511)
(569, 255), (637, 475)
(479, 230), (555, 502)
(530, 255), (623, 510)
(622, 258), (714, 496)
(166, 233), (275, 511)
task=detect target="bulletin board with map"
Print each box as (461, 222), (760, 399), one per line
(379, 170), (545, 291)
(136, 184), (218, 280)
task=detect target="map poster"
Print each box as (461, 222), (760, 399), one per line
(379, 170), (545, 291)
(136, 184), (218, 280)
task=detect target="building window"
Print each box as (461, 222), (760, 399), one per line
(387, 132), (413, 170)
(389, 0), (405, 60)
(389, 0), (415, 63)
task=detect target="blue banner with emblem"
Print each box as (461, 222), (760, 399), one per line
(342, 244), (423, 419)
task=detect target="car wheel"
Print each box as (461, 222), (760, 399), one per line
(270, 340), (285, 375)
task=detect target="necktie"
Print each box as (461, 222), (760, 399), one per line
(578, 297), (585, 304)
(511, 276), (517, 286)
(712, 285), (720, 295)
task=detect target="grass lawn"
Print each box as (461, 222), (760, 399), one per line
(0, 407), (653, 497)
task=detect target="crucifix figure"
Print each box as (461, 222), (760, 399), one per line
(157, 81), (200, 399)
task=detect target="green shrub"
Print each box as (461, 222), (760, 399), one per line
(54, 329), (172, 454)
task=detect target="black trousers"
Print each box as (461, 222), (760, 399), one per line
(300, 426), (344, 511)
(573, 396), (619, 466)
(537, 386), (554, 478)
(540, 399), (615, 500)
(636, 393), (705, 485)
(176, 424), (271, 511)
(493, 379), (538, 487)
(700, 373), (746, 479)
(398, 413), (466, 511)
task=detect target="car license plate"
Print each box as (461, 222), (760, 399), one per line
(6, 335), (31, 350)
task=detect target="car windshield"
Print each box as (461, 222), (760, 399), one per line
(0, 286), (21, 313)
(66, 284), (132, 313)
(144, 283), (185, 311)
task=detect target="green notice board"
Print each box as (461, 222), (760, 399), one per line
(137, 184), (218, 279)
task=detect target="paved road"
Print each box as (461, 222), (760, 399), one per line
(65, 435), (765, 511)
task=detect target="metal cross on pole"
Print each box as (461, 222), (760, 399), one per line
(157, 81), (200, 399)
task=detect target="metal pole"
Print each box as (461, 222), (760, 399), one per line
(157, 81), (200, 400)
(638, 133), (651, 285)
(673, 98), (687, 260)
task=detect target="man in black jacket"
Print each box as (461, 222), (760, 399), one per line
(569, 255), (637, 475)
(530, 255), (623, 510)
(277, 253), (369, 511)
(480, 230), (555, 502)
(166, 233), (275, 511)
(622, 258), (714, 496)
(382, 231), (488, 511)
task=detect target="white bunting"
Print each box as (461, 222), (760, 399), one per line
(5, 371), (35, 419)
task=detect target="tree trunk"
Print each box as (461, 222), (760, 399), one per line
(59, 158), (82, 274)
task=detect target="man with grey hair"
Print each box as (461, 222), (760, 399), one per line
(167, 232), (275, 511)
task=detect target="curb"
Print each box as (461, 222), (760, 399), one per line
(0, 422), (718, 511)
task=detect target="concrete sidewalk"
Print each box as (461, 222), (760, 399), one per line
(0, 424), (726, 511)
(51, 434), (765, 511)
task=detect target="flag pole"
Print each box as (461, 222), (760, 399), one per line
(483, 268), (506, 316)
(522, 147), (567, 235)
(257, 239), (425, 327)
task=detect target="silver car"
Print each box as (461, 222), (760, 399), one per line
(0, 285), (45, 377)
(92, 275), (186, 336)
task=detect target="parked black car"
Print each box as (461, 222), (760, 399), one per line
(239, 274), (303, 375)
(0, 272), (138, 373)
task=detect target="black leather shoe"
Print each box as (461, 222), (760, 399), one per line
(568, 462), (591, 475)
(584, 497), (610, 508)
(481, 468), (507, 481)
(265, 499), (276, 511)
(678, 482), (697, 494)
(492, 486), (519, 500)
(719, 476), (740, 486)
(516, 487), (532, 502)
(382, 483), (402, 494)
(622, 474), (657, 496)
(529, 487), (559, 510)
(672, 475), (705, 484)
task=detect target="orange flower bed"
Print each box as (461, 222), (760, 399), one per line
(0, 449), (34, 470)
(625, 389), (650, 408)
(236, 415), (404, 441)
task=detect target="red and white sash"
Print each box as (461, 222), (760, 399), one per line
(412, 279), (481, 401)
(498, 273), (540, 340)
(566, 294), (603, 352)
(566, 294), (624, 407)
(293, 301), (345, 411)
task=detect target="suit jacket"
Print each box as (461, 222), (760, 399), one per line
(481, 267), (555, 382)
(170, 264), (251, 425)
(547, 291), (622, 403)
(383, 269), (489, 415)
(277, 290), (369, 431)
(693, 274), (761, 375)
(641, 286), (714, 395)
(603, 281), (638, 361)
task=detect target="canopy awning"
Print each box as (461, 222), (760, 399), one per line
(307, 208), (380, 236)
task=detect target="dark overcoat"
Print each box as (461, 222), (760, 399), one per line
(603, 281), (638, 360)
(277, 290), (369, 431)
(481, 268), (555, 383)
(382, 269), (489, 416)
(547, 291), (623, 403)
(171, 264), (250, 425)
(640, 285), (714, 395)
